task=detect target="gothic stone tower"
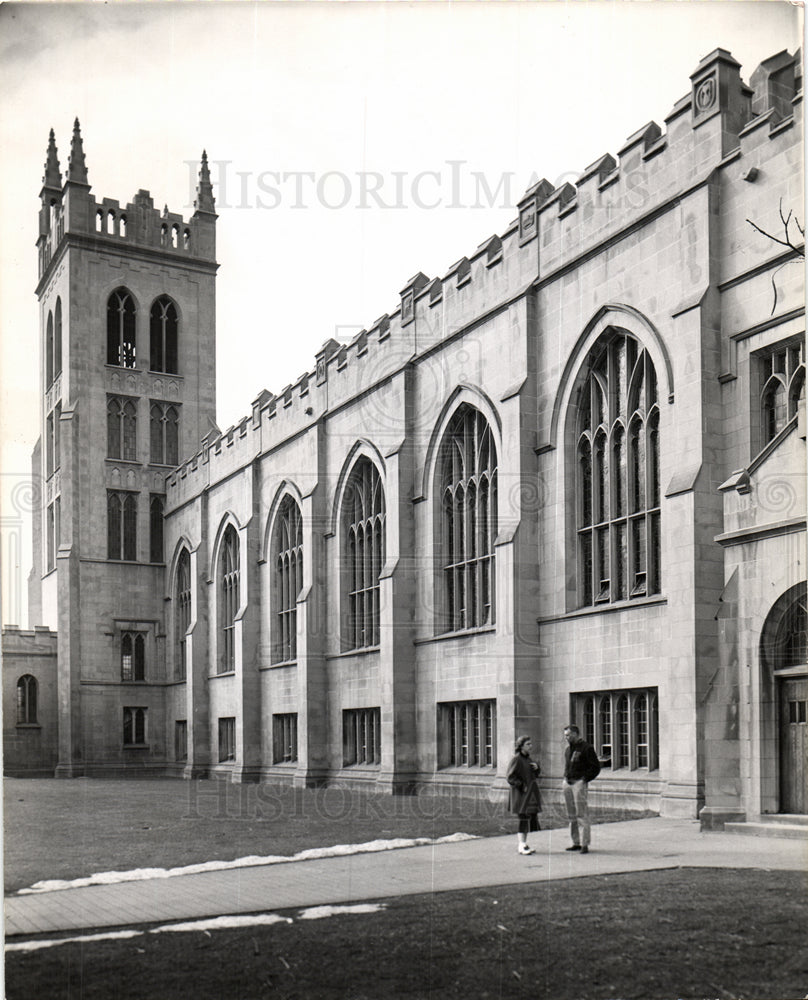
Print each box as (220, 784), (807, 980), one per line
(33, 120), (217, 776)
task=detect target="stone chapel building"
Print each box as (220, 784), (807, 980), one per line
(4, 47), (805, 829)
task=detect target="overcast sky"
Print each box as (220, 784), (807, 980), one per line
(0, 1), (801, 625)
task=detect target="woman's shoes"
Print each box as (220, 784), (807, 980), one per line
(518, 844), (535, 855)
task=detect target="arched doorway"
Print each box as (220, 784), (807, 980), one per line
(761, 583), (807, 814)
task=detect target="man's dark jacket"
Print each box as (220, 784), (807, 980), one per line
(564, 738), (601, 782)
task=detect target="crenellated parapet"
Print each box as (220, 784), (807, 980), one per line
(86, 190), (204, 257)
(37, 120), (216, 280)
(519, 48), (801, 279)
(165, 46), (802, 511)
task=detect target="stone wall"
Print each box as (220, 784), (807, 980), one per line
(3, 627), (58, 776)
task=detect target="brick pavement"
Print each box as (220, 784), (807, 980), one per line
(5, 817), (807, 938)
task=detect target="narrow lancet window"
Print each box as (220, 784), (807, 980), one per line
(149, 296), (179, 374)
(272, 497), (303, 663)
(218, 526), (239, 673)
(107, 288), (136, 368)
(176, 548), (191, 679)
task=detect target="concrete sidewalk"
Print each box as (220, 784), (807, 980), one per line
(5, 817), (807, 938)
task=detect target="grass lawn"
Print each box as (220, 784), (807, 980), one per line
(3, 776), (510, 891)
(7, 868), (808, 1000)
(4, 776), (647, 892)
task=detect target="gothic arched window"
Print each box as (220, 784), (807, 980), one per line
(46, 311), (54, 386)
(121, 632), (145, 682)
(149, 296), (179, 374)
(342, 458), (385, 650)
(107, 490), (137, 561)
(760, 341), (805, 446)
(438, 405), (497, 633)
(218, 525), (240, 673)
(576, 333), (660, 607)
(762, 584), (807, 671)
(54, 297), (63, 378)
(123, 707), (147, 745)
(176, 548), (191, 679)
(16, 675), (37, 725)
(272, 496), (303, 663)
(150, 402), (179, 466)
(149, 494), (164, 563)
(107, 396), (137, 461)
(107, 288), (136, 368)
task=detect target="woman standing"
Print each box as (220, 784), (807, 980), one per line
(506, 735), (542, 855)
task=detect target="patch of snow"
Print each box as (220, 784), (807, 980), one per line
(6, 929), (143, 952)
(6, 907), (385, 952)
(150, 913), (293, 933)
(298, 903), (387, 920)
(16, 832), (478, 895)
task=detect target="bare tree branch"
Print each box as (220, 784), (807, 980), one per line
(747, 200), (805, 315)
(746, 199), (805, 257)
(746, 218), (797, 249)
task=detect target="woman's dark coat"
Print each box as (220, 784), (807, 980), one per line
(506, 752), (542, 815)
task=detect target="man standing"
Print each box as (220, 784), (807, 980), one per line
(562, 724), (601, 854)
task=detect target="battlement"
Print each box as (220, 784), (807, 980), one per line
(2, 624), (58, 655)
(38, 120), (216, 280)
(523, 48), (801, 276)
(165, 318), (399, 506)
(88, 189), (198, 252)
(165, 46), (803, 508)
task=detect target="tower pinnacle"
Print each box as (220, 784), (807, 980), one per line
(194, 150), (216, 214)
(67, 117), (88, 185)
(42, 128), (62, 191)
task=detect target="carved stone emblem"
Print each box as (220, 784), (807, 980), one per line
(695, 76), (716, 114)
(401, 291), (414, 324)
(519, 205), (536, 242)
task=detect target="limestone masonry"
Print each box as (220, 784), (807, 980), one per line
(5, 48), (805, 827)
